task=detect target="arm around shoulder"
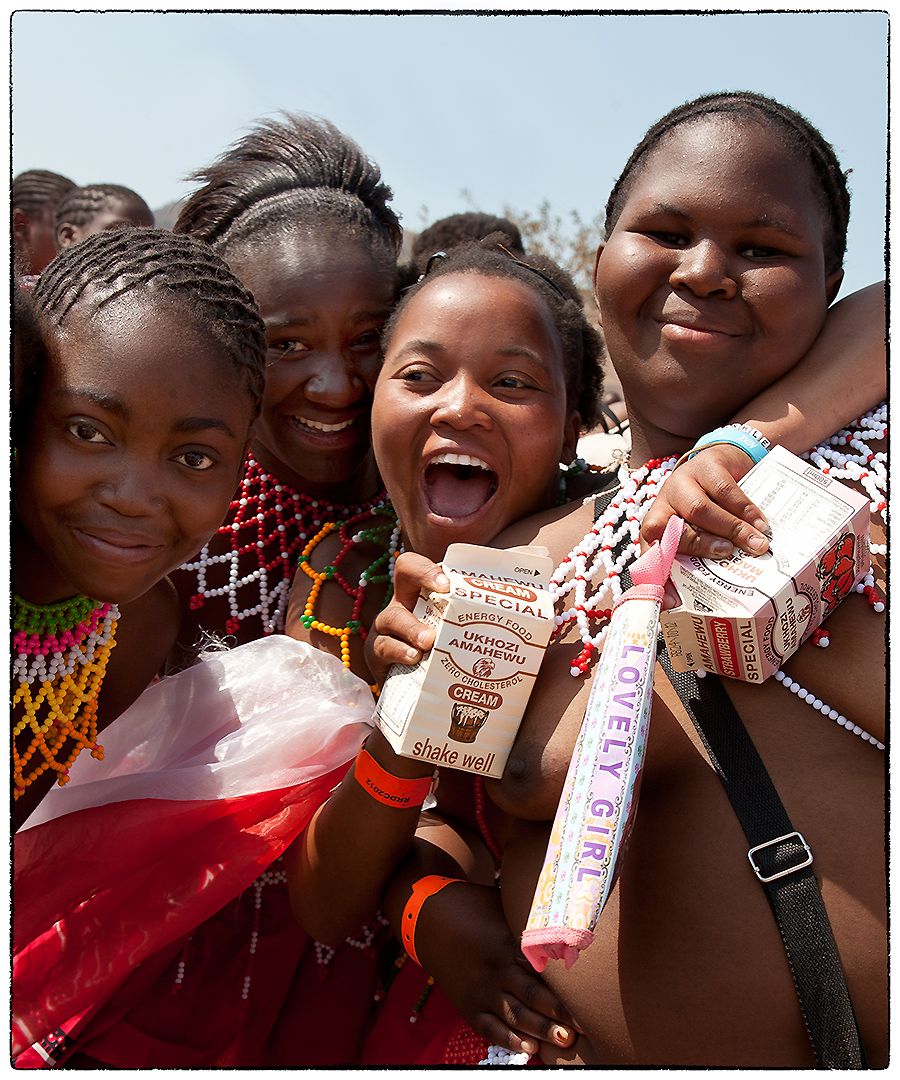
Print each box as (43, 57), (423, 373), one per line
(732, 282), (885, 452)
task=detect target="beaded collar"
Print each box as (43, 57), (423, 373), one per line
(12, 593), (119, 797)
(180, 456), (388, 637)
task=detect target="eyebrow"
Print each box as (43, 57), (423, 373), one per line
(647, 202), (803, 237)
(391, 338), (443, 360)
(54, 388), (236, 439)
(391, 340), (551, 368)
(55, 386), (130, 419)
(494, 344), (550, 367)
(265, 308), (391, 334)
(172, 417), (238, 439)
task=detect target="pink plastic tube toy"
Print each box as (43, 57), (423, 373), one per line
(521, 516), (684, 972)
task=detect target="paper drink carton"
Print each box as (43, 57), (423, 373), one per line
(374, 543), (555, 778)
(660, 445), (870, 683)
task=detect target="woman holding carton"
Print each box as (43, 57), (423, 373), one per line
(300, 93), (886, 1065)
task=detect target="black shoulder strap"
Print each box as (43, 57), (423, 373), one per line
(645, 580), (867, 1066)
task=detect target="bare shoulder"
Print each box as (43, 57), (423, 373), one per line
(494, 496), (598, 564)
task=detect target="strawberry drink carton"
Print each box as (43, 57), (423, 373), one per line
(659, 445), (870, 682)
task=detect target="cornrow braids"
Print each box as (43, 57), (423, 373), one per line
(31, 228), (267, 413)
(12, 169), (77, 217)
(174, 112), (402, 264)
(54, 183), (153, 230)
(385, 237), (605, 432)
(604, 91), (851, 273)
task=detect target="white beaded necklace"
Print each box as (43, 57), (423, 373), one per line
(550, 405), (887, 746)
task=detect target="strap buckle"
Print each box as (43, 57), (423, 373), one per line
(747, 831), (813, 883)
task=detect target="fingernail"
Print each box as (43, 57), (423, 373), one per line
(752, 517), (770, 534)
(415, 630), (431, 649)
(434, 572), (450, 589)
(404, 646), (422, 663)
(710, 540), (734, 558)
(520, 1038), (538, 1055)
(747, 533), (768, 553)
(553, 1025), (572, 1044)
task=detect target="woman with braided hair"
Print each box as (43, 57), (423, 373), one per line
(53, 182), (154, 250)
(171, 112), (402, 670)
(12, 226), (268, 833)
(11, 227), (373, 1066)
(13, 168), (76, 276)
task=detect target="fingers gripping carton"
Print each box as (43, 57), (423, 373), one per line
(660, 445), (871, 682)
(374, 543), (555, 778)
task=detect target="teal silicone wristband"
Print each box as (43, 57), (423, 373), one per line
(688, 425), (770, 465)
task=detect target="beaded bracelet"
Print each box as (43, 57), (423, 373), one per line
(676, 423), (771, 471)
(401, 875), (463, 966)
(353, 746), (434, 810)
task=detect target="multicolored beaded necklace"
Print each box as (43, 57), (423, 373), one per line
(296, 503), (401, 670)
(180, 456), (388, 637)
(12, 594), (119, 798)
(549, 405), (888, 742)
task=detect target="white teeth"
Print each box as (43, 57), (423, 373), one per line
(431, 453), (492, 470)
(294, 416), (355, 433)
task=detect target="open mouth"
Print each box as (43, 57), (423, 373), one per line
(290, 415), (356, 434)
(423, 453), (499, 519)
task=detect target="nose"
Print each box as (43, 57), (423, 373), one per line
(95, 458), (166, 517)
(303, 351), (367, 407)
(669, 239), (737, 299)
(430, 372), (493, 431)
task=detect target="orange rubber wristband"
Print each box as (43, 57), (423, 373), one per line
(353, 747), (433, 809)
(401, 875), (462, 966)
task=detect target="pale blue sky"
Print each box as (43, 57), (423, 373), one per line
(10, 8), (889, 297)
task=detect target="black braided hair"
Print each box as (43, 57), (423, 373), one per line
(384, 237), (605, 432)
(410, 212), (525, 272)
(603, 91), (851, 274)
(12, 169), (77, 217)
(31, 228), (267, 414)
(54, 183), (153, 230)
(174, 112), (402, 273)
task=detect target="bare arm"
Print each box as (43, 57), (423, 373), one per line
(731, 282), (885, 449)
(285, 727), (434, 945)
(379, 818), (579, 1055)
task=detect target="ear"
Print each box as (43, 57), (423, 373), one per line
(591, 242), (606, 327)
(12, 207), (30, 242)
(56, 222), (78, 250)
(825, 267), (844, 306)
(562, 410), (582, 465)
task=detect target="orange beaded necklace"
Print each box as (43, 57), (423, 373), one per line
(12, 594), (119, 798)
(295, 503), (400, 671)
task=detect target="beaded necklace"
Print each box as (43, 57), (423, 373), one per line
(296, 503), (401, 669)
(12, 594), (119, 798)
(180, 456), (388, 637)
(549, 405), (888, 742)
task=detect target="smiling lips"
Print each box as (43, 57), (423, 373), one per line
(422, 452), (499, 519)
(291, 415), (357, 434)
(74, 527), (165, 564)
(656, 307), (743, 341)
